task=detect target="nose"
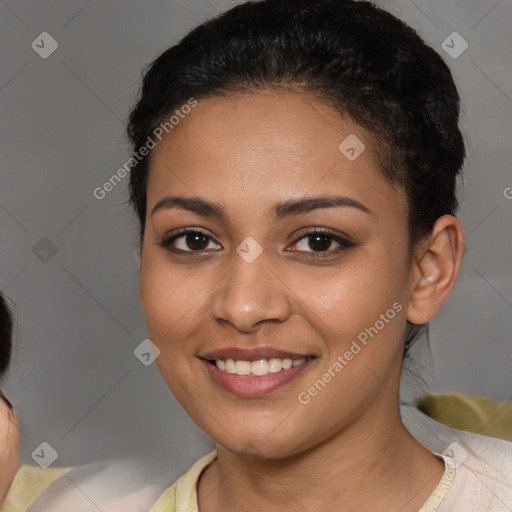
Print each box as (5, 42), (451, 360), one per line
(210, 253), (292, 334)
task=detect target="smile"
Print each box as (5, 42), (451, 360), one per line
(200, 353), (315, 396)
(214, 357), (307, 376)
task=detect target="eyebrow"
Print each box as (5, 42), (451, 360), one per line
(150, 194), (373, 222)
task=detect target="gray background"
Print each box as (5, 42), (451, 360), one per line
(0, 0), (510, 471)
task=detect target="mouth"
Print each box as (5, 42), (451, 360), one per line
(198, 347), (316, 396)
(209, 356), (311, 376)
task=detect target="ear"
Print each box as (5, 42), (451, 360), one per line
(406, 215), (465, 325)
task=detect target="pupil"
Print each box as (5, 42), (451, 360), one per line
(309, 234), (331, 252)
(187, 233), (208, 250)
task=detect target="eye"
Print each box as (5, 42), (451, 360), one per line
(159, 228), (221, 253)
(288, 230), (355, 256)
(159, 228), (355, 256)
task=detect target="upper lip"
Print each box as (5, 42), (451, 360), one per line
(199, 346), (312, 361)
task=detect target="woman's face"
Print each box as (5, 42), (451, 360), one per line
(139, 90), (416, 458)
(0, 395), (19, 503)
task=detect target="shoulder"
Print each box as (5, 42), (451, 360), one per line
(1, 452), (218, 512)
(1, 464), (71, 511)
(402, 404), (512, 511)
(438, 449), (512, 511)
(150, 451), (217, 512)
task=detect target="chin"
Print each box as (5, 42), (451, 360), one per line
(214, 427), (308, 460)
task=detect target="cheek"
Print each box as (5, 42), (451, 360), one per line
(138, 266), (192, 399)
(303, 254), (407, 333)
(139, 256), (200, 335)
(138, 257), (214, 378)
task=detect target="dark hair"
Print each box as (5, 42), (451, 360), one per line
(0, 292), (14, 409)
(126, 0), (465, 353)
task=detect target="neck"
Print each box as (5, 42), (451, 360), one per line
(197, 402), (445, 512)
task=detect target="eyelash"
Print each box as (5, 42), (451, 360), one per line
(158, 228), (356, 258)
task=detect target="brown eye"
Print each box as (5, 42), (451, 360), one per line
(159, 228), (221, 253)
(184, 232), (209, 250)
(287, 229), (357, 258)
(306, 234), (333, 252)
(290, 230), (355, 255)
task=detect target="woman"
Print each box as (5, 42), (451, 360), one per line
(0, 292), (20, 506)
(3, 0), (511, 510)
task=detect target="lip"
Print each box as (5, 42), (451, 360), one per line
(199, 346), (311, 361)
(200, 357), (315, 397)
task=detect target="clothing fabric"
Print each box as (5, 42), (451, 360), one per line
(146, 450), (458, 511)
(2, 406), (511, 511)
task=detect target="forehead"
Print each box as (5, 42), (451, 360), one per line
(146, 91), (405, 221)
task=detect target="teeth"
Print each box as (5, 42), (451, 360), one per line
(282, 358), (292, 370)
(226, 358), (236, 374)
(268, 358), (282, 373)
(235, 360), (251, 375)
(215, 357), (307, 376)
(251, 359), (269, 376)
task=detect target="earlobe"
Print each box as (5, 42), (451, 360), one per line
(406, 215), (465, 326)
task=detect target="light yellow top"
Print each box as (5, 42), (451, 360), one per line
(1, 464), (71, 511)
(2, 451), (455, 512)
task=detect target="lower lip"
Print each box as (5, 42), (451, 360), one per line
(201, 359), (314, 397)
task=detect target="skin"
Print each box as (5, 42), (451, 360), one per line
(138, 90), (465, 511)
(0, 396), (20, 505)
